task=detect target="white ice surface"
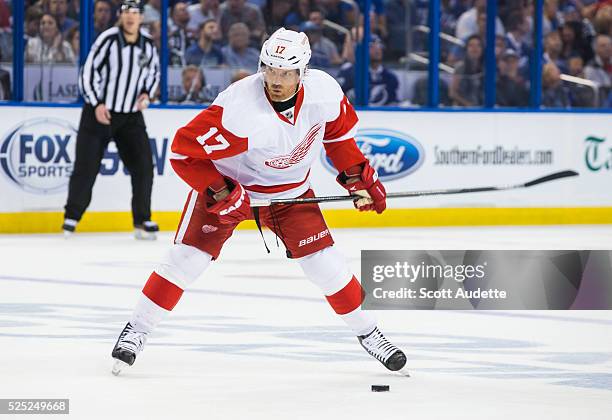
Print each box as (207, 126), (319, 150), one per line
(1, 226), (611, 420)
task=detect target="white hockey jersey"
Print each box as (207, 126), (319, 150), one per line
(170, 69), (365, 199)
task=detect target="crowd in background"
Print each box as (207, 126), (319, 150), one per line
(0, 0), (610, 107)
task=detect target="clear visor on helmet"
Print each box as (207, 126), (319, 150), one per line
(260, 64), (301, 85)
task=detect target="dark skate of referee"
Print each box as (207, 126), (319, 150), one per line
(63, 0), (160, 240)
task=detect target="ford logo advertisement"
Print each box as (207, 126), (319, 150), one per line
(322, 129), (424, 181)
(0, 118), (77, 194)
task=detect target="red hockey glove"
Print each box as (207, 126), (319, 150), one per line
(207, 177), (251, 224)
(336, 162), (387, 214)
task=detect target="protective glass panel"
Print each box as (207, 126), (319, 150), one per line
(24, 0), (80, 102)
(0, 0), (11, 100)
(541, 2), (609, 109)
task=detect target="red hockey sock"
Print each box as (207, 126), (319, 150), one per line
(142, 272), (184, 311)
(325, 276), (364, 315)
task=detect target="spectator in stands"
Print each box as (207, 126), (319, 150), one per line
(505, 10), (532, 61)
(450, 34), (484, 106)
(25, 13), (76, 64)
(221, 22), (259, 71)
(317, 0), (357, 28)
(495, 34), (506, 60)
(560, 2), (581, 23)
(48, 0), (78, 35)
(68, 0), (80, 21)
(455, 0), (504, 40)
(0, 0), (9, 29)
(542, 61), (570, 107)
(441, 0), (460, 35)
(543, 0), (562, 35)
(544, 30), (568, 73)
(582, 0), (612, 22)
(0, 0), (10, 63)
(94, 0), (112, 39)
(496, 49), (529, 107)
(219, 0), (265, 44)
(302, 21), (343, 68)
(308, 8), (353, 59)
(107, 0), (123, 22)
(266, 0), (295, 34)
(169, 2), (195, 66)
(584, 34), (611, 91)
(446, 9), (495, 65)
(367, 34), (399, 105)
(560, 21), (592, 63)
(66, 26), (79, 57)
(567, 54), (597, 107)
(185, 19), (224, 66)
(283, 0), (312, 31)
(169, 1), (191, 33)
(187, 0), (221, 34)
(173, 65), (212, 104)
(362, 0), (387, 39)
(0, 49), (11, 100)
(231, 68), (251, 82)
(337, 35), (399, 106)
(25, 6), (44, 40)
(592, 4), (611, 36)
(143, 0), (160, 24)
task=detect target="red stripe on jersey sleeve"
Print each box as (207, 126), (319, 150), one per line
(170, 157), (225, 193)
(323, 139), (367, 173)
(172, 105), (248, 160)
(323, 96), (358, 141)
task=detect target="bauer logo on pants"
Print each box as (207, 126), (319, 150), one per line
(321, 129), (424, 181)
(0, 118), (77, 194)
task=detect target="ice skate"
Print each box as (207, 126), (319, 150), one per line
(358, 327), (408, 374)
(134, 221), (159, 241)
(62, 219), (77, 238)
(111, 322), (147, 376)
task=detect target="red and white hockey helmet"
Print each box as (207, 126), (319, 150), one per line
(259, 28), (312, 80)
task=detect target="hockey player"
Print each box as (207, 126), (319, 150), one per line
(111, 28), (407, 375)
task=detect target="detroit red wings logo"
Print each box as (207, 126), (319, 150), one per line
(265, 124), (322, 169)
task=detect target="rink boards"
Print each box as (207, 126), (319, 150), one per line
(0, 106), (611, 233)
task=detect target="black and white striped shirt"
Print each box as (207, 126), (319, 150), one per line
(79, 26), (160, 113)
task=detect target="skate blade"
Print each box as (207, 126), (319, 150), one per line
(134, 229), (157, 241)
(63, 230), (73, 239)
(396, 367), (411, 377)
(112, 359), (130, 376)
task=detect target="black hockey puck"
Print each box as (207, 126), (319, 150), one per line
(371, 385), (390, 392)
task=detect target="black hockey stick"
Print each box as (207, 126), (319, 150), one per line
(249, 170), (579, 207)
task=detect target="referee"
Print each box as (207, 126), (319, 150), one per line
(63, 0), (160, 240)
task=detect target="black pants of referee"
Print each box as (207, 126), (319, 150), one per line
(64, 104), (154, 226)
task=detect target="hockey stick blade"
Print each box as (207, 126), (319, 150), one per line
(249, 170), (579, 207)
(522, 170), (578, 187)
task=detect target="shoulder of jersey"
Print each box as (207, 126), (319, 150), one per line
(140, 28), (155, 42)
(303, 69), (344, 104)
(99, 26), (120, 40)
(212, 73), (264, 136)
